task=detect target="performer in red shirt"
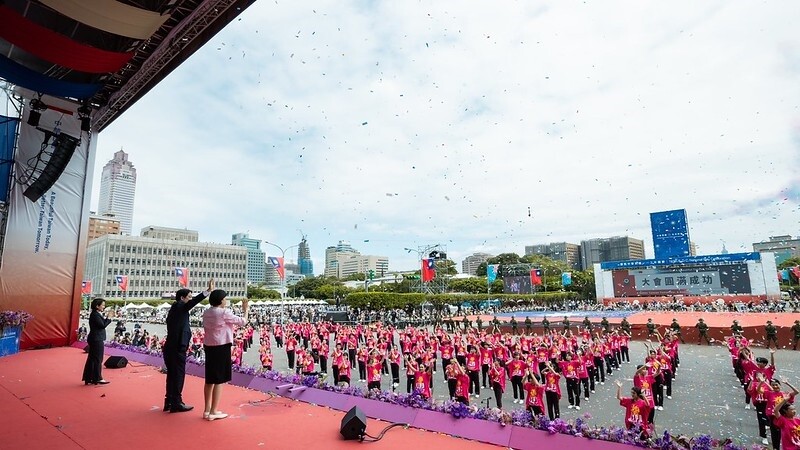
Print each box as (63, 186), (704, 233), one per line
(767, 377), (799, 449)
(773, 398), (800, 450)
(616, 379), (650, 435)
(633, 364), (656, 425)
(465, 346), (481, 397)
(543, 363), (562, 420)
(413, 363), (433, 399)
(507, 352), (528, 404)
(488, 359), (506, 409)
(523, 371), (545, 417)
(558, 353), (582, 410)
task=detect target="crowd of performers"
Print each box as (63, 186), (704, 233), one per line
(109, 316), (800, 448)
(727, 334), (800, 449)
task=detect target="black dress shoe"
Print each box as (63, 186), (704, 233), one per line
(170, 403), (194, 413)
(97, 380), (110, 385)
(163, 399), (172, 412)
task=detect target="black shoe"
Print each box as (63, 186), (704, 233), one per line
(170, 403), (194, 413)
(163, 399), (172, 412)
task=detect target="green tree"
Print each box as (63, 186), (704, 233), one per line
(343, 273), (366, 281)
(436, 259), (458, 276)
(778, 257), (800, 270)
(247, 285), (280, 299)
(448, 277), (488, 294)
(566, 269), (596, 301)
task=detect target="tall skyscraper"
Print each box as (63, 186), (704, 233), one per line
(524, 242), (582, 270)
(98, 149), (136, 235)
(297, 237), (314, 276)
(461, 252), (493, 275)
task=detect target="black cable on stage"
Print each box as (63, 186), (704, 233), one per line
(359, 422), (408, 443)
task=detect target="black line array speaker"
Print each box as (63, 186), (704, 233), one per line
(23, 132), (79, 202)
(104, 356), (128, 369)
(340, 406), (367, 440)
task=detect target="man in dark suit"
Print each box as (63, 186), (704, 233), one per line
(163, 279), (213, 413)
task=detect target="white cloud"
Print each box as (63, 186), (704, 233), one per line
(93, 0), (800, 271)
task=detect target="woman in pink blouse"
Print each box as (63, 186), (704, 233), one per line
(202, 290), (249, 421)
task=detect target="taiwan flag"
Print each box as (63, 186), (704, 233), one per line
(115, 275), (128, 292)
(421, 258), (436, 282)
(81, 280), (92, 295)
(175, 267), (189, 287)
(790, 266), (800, 281)
(269, 256), (285, 280)
(530, 269), (543, 286)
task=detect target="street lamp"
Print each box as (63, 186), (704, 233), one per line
(263, 241), (299, 325)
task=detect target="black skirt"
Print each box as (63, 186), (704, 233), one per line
(204, 343), (232, 385)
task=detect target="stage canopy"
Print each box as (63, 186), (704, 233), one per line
(0, 0), (256, 131)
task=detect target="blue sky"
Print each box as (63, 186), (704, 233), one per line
(93, 0), (799, 273)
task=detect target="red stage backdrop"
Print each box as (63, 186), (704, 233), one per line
(0, 91), (96, 348)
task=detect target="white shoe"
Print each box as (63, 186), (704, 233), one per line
(575, 406), (580, 410)
(745, 404), (751, 410)
(584, 397), (589, 401)
(762, 438), (769, 445)
(591, 390), (596, 394)
(667, 396), (672, 399)
(568, 405), (574, 409)
(657, 406), (664, 411)
(206, 412), (228, 421)
(600, 382), (605, 385)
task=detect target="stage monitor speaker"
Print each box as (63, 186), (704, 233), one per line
(23, 132), (79, 202)
(340, 406), (367, 440)
(104, 356), (128, 369)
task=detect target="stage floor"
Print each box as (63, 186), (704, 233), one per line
(0, 347), (495, 450)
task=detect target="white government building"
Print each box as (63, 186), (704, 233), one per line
(84, 227), (247, 299)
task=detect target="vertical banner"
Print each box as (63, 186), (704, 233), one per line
(0, 116), (19, 202)
(421, 258), (436, 282)
(561, 272), (572, 286)
(486, 264), (498, 284)
(0, 93), (96, 348)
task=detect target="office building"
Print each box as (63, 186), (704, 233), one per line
(87, 212), (121, 241)
(580, 236), (645, 269)
(338, 254), (390, 279)
(753, 235), (800, 264)
(98, 149), (136, 235)
(84, 234), (246, 299)
(141, 225), (198, 242)
(232, 232), (266, 284)
(324, 240), (360, 278)
(525, 242), (582, 270)
(461, 252), (493, 275)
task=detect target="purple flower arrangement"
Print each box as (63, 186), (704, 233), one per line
(0, 310), (33, 330)
(105, 342), (751, 450)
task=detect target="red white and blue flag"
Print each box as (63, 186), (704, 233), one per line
(175, 267), (189, 287)
(530, 269), (543, 286)
(269, 256), (285, 280)
(421, 258), (436, 282)
(115, 275), (128, 292)
(81, 280), (92, 295)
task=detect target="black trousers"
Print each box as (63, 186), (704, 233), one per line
(653, 379), (664, 407)
(662, 370), (673, 397)
(580, 377), (590, 399)
(594, 357), (605, 382)
(546, 391), (560, 420)
(492, 382), (503, 408)
(621, 346), (630, 362)
(469, 370), (480, 395)
(566, 378), (581, 406)
(332, 365), (339, 382)
(481, 364), (490, 387)
(770, 419), (781, 449)
(164, 345), (188, 404)
(391, 363), (400, 384)
(511, 375), (523, 400)
(319, 356), (328, 373)
(82, 340), (104, 383)
(287, 350), (295, 369)
(587, 367), (596, 392)
(755, 401), (769, 438)
(407, 375), (415, 393)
